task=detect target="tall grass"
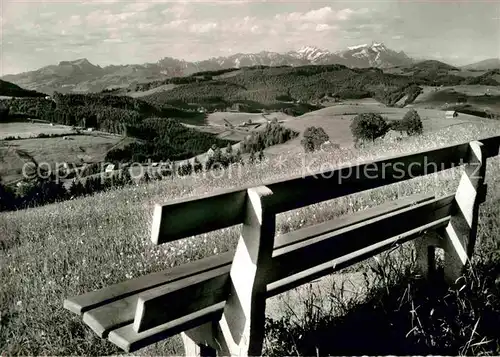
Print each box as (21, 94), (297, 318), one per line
(0, 122), (499, 355)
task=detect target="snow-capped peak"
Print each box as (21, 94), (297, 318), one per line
(297, 46), (320, 54)
(348, 44), (368, 51)
(294, 46), (331, 61)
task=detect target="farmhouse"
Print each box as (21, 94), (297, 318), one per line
(105, 164), (115, 173)
(445, 110), (458, 119)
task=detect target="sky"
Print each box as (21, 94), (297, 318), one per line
(1, 0), (499, 75)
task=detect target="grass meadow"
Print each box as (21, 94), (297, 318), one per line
(0, 133), (129, 185)
(0, 122), (500, 355)
(0, 122), (74, 140)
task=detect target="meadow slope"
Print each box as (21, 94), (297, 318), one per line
(1, 122), (500, 355)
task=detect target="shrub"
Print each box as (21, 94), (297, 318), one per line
(0, 104), (10, 122)
(350, 113), (390, 143)
(0, 182), (16, 211)
(301, 126), (330, 152)
(400, 109), (423, 136)
(241, 122), (298, 153)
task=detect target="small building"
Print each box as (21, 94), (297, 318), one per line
(105, 164), (115, 173)
(87, 127), (94, 132)
(229, 103), (242, 112)
(445, 110), (458, 119)
(320, 141), (340, 152)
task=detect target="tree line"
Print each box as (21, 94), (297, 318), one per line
(106, 117), (235, 162)
(2, 93), (203, 134)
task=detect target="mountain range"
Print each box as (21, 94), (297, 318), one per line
(1, 42), (498, 95)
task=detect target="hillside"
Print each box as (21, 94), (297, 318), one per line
(0, 79), (46, 98)
(139, 63), (500, 111)
(463, 58), (500, 71)
(0, 92), (236, 185)
(262, 102), (495, 157)
(410, 85), (500, 118)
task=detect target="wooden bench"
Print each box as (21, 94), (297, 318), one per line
(64, 139), (499, 356)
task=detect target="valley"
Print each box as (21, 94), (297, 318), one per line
(1, 57), (499, 194)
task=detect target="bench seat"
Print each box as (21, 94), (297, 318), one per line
(63, 192), (451, 352)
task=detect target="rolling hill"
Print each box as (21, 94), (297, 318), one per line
(462, 58), (500, 71)
(138, 63), (500, 112)
(0, 79), (46, 98)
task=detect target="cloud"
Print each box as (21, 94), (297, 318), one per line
(189, 22), (218, 33)
(316, 24), (337, 32)
(275, 7), (370, 23)
(123, 2), (156, 12)
(1, 1), (496, 75)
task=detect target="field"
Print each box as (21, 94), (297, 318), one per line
(0, 121), (74, 140)
(0, 133), (130, 185)
(411, 85), (500, 112)
(181, 111), (294, 142)
(127, 83), (179, 98)
(263, 101), (491, 157)
(1, 121), (500, 355)
(178, 98), (494, 161)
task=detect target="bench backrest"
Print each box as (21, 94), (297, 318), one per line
(151, 136), (499, 244)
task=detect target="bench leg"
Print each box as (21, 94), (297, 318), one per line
(181, 323), (217, 357)
(216, 186), (275, 357)
(414, 231), (441, 279)
(441, 141), (487, 285)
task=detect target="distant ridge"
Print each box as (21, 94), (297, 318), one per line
(0, 43), (416, 94)
(462, 58), (500, 71)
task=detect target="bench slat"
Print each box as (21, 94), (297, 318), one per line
(108, 302), (225, 353)
(134, 265), (231, 333)
(64, 251), (234, 315)
(268, 194), (455, 284)
(274, 193), (435, 249)
(267, 216), (451, 297)
(256, 144), (467, 214)
(83, 295), (137, 337)
(152, 189), (247, 244)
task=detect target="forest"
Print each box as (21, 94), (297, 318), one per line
(106, 117), (235, 162)
(2, 93), (203, 134)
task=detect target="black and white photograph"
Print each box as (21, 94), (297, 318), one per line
(1, 0), (500, 355)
